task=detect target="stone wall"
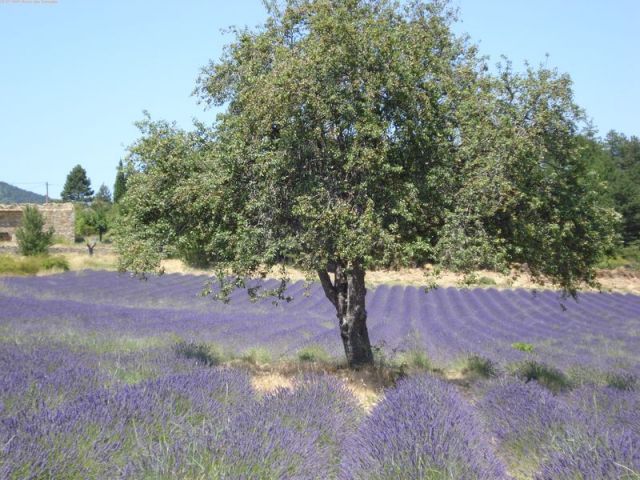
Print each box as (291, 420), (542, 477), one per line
(0, 203), (75, 244)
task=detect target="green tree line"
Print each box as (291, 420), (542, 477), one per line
(579, 131), (640, 246)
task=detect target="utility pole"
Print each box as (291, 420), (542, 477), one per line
(45, 182), (49, 204)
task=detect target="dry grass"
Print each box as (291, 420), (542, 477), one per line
(236, 359), (387, 411)
(595, 267), (640, 294)
(251, 372), (294, 393)
(251, 371), (381, 412)
(59, 251), (118, 272)
(159, 260), (640, 294)
(162, 259), (640, 294)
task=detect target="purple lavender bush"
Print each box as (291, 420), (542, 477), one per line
(532, 385), (640, 479)
(124, 374), (363, 480)
(341, 374), (508, 480)
(1, 368), (254, 479)
(569, 385), (640, 435)
(480, 379), (640, 479)
(0, 342), (105, 419)
(536, 426), (640, 480)
(261, 375), (364, 477)
(478, 378), (570, 478)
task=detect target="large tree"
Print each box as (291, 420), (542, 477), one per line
(116, 0), (618, 367)
(61, 164), (94, 203)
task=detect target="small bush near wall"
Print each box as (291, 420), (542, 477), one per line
(16, 206), (54, 255)
(0, 254), (69, 275)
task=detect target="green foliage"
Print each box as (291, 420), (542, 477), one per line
(618, 242), (640, 268)
(242, 347), (272, 365)
(604, 131), (640, 244)
(297, 345), (331, 363)
(511, 342), (535, 353)
(605, 371), (637, 391)
(513, 360), (571, 392)
(94, 184), (112, 203)
(113, 160), (127, 203)
(598, 242), (640, 270)
(173, 341), (226, 366)
(61, 164), (94, 203)
(458, 273), (497, 288)
(0, 254), (68, 275)
(579, 131), (640, 246)
(462, 354), (497, 378)
(397, 349), (432, 370)
(75, 201), (112, 241)
(0, 255), (39, 274)
(115, 0), (617, 300)
(40, 255), (70, 271)
(15, 205), (54, 256)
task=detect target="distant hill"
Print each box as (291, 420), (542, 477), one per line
(0, 182), (47, 204)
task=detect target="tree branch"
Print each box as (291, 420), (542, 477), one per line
(317, 269), (337, 308)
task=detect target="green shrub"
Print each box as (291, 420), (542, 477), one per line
(15, 206), (54, 256)
(0, 255), (38, 275)
(242, 347), (272, 365)
(397, 349), (432, 370)
(598, 242), (640, 270)
(606, 371), (637, 391)
(457, 273), (497, 287)
(458, 272), (479, 287)
(511, 342), (535, 353)
(41, 256), (70, 271)
(297, 345), (331, 363)
(0, 254), (68, 275)
(513, 360), (571, 392)
(462, 354), (497, 378)
(173, 341), (226, 366)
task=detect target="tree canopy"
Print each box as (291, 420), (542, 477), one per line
(61, 165), (94, 203)
(115, 0), (618, 366)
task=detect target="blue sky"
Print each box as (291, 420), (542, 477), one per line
(1, 0), (638, 199)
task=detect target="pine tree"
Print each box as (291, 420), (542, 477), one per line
(113, 160), (127, 203)
(94, 183), (112, 203)
(61, 165), (94, 202)
(15, 205), (54, 256)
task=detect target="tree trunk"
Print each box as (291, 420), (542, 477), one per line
(317, 263), (373, 368)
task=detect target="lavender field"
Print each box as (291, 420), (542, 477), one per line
(1, 271), (639, 479)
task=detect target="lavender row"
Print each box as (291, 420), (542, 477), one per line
(0, 342), (362, 479)
(2, 337), (639, 479)
(1, 271), (639, 374)
(478, 379), (640, 479)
